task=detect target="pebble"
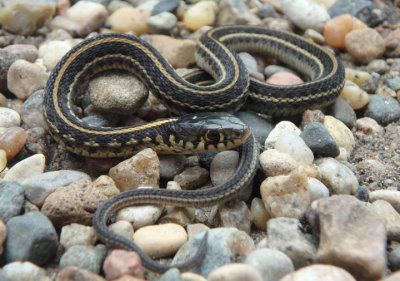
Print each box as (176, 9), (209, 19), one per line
(217, 0), (261, 26)
(24, 170), (90, 206)
(60, 223), (97, 251)
(386, 77), (400, 92)
(133, 223), (187, 258)
(55, 266), (106, 281)
(88, 73), (148, 115)
(181, 272), (207, 281)
(107, 7), (149, 35)
(5, 211), (58, 265)
(41, 179), (107, 228)
(238, 52), (258, 74)
(300, 109), (325, 129)
(304, 28), (326, 44)
(345, 68), (372, 87)
(267, 217), (317, 268)
(4, 153), (45, 183)
(355, 185), (370, 202)
(146, 35), (196, 68)
(3, 44), (38, 62)
(38, 40), (73, 71)
(59, 245), (107, 274)
(0, 220), (6, 254)
(339, 80), (370, 110)
(264, 121), (301, 149)
(210, 150), (239, 186)
(274, 130), (314, 163)
(345, 28), (385, 64)
(370, 190), (400, 213)
(327, 98), (357, 129)
(322, 115), (355, 154)
(160, 268), (181, 281)
(300, 122), (340, 157)
(0, 107), (21, 127)
(93, 175), (120, 198)
(250, 197), (270, 231)
(266, 71), (304, 86)
(308, 177), (330, 202)
(159, 154), (185, 180)
(279, 264), (356, 281)
(315, 158), (358, 194)
(365, 95), (400, 125)
(173, 228), (254, 276)
(0, 149), (6, 172)
(151, 0), (180, 16)
(245, 248), (295, 281)
(147, 12), (177, 34)
(261, 168), (310, 219)
(371, 200), (400, 242)
(103, 250), (144, 280)
(108, 220), (134, 241)
(0, 181), (25, 222)
(20, 89), (48, 129)
(64, 1), (108, 37)
(264, 65), (295, 78)
(0, 0), (56, 35)
(173, 166), (209, 190)
(219, 200), (252, 234)
(384, 29), (400, 57)
(367, 59), (389, 74)
(356, 117), (384, 135)
(323, 14), (366, 48)
(235, 111), (274, 146)
(259, 149), (297, 177)
(183, 1), (217, 31)
(257, 3), (280, 19)
(315, 195), (386, 281)
(208, 263), (263, 281)
(109, 148), (160, 191)
(281, 0), (330, 32)
(116, 193), (163, 229)
(0, 261), (50, 281)
(328, 0), (387, 27)
(0, 50), (18, 93)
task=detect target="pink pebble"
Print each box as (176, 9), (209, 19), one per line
(103, 250), (144, 281)
(266, 71), (304, 86)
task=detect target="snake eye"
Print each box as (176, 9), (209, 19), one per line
(204, 130), (222, 143)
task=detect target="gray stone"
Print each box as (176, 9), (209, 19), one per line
(0, 261), (50, 281)
(300, 122), (340, 157)
(81, 115), (111, 127)
(23, 170), (90, 207)
(257, 3), (280, 19)
(0, 181), (25, 222)
(5, 211), (58, 265)
(245, 248), (295, 281)
(151, 0), (180, 16)
(219, 200), (252, 234)
(365, 95), (400, 125)
(327, 98), (357, 129)
(59, 245), (107, 274)
(147, 12), (177, 34)
(159, 268), (182, 281)
(159, 154), (185, 180)
(355, 185), (369, 202)
(20, 90), (48, 129)
(217, 0), (261, 26)
(236, 111), (273, 146)
(267, 218), (317, 268)
(386, 77), (400, 92)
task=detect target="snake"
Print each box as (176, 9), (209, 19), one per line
(44, 25), (345, 273)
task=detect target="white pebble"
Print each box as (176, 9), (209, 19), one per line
(274, 131), (314, 163)
(38, 40), (73, 71)
(0, 108), (21, 128)
(265, 121), (301, 149)
(4, 154), (45, 183)
(308, 177), (329, 202)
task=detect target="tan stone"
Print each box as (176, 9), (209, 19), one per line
(323, 115), (355, 155)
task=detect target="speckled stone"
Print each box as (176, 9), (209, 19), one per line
(365, 95), (400, 125)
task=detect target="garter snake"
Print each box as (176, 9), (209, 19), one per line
(44, 25), (345, 273)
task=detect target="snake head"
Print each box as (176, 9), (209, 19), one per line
(172, 112), (250, 153)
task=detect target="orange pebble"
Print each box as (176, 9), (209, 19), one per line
(323, 14), (367, 48)
(266, 71), (303, 86)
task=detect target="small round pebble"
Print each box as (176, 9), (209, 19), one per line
(208, 263), (263, 281)
(159, 154), (185, 180)
(279, 264), (356, 281)
(264, 121), (301, 149)
(259, 149), (298, 176)
(3, 44), (38, 62)
(345, 28), (385, 64)
(20, 89), (48, 129)
(38, 40), (73, 71)
(219, 201), (252, 234)
(60, 223), (97, 251)
(266, 71), (303, 86)
(345, 68), (372, 87)
(59, 245), (107, 274)
(356, 117), (384, 135)
(245, 248), (295, 281)
(0, 107), (21, 128)
(323, 14), (366, 48)
(1, 261), (50, 281)
(327, 98), (357, 129)
(308, 177), (330, 202)
(339, 80), (370, 110)
(107, 7), (149, 35)
(300, 122), (340, 157)
(315, 158), (359, 194)
(103, 250), (144, 280)
(323, 115), (355, 154)
(55, 266), (106, 281)
(146, 12), (177, 34)
(184, 1), (218, 31)
(0, 127), (28, 160)
(173, 166), (209, 190)
(4, 153), (45, 183)
(210, 150), (239, 186)
(365, 95), (400, 125)
(133, 223), (187, 258)
(250, 197), (270, 231)
(152, 0), (180, 16)
(367, 59), (389, 74)
(281, 0), (330, 32)
(109, 220), (134, 241)
(274, 130), (314, 163)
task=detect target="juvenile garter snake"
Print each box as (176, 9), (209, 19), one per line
(44, 25), (345, 273)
